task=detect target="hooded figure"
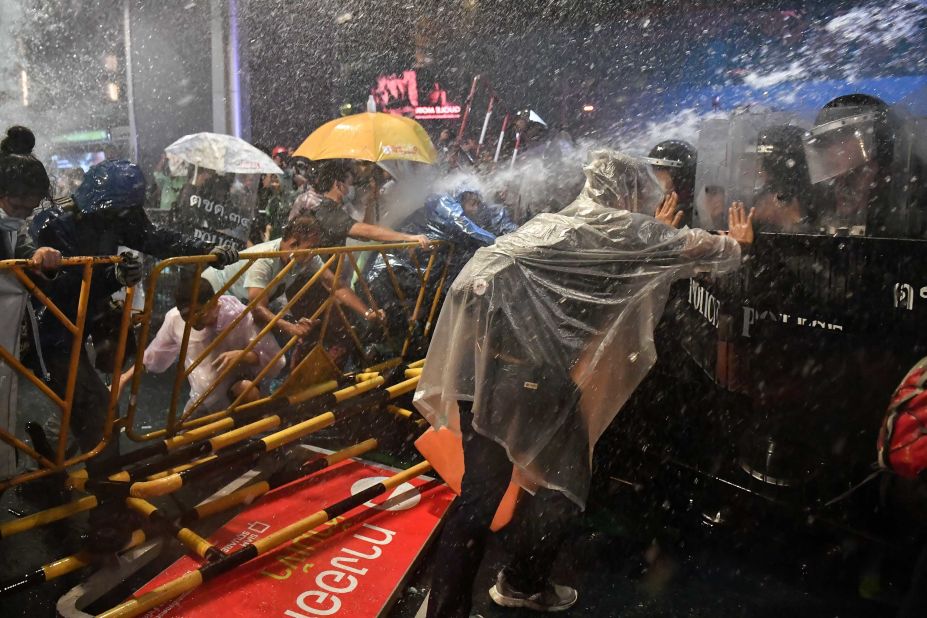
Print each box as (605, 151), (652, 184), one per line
(417, 189), (516, 246)
(31, 160), (237, 351)
(415, 150), (750, 617)
(414, 149), (744, 506)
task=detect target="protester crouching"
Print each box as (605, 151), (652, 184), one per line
(120, 270), (286, 415)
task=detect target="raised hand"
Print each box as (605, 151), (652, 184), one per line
(727, 201), (755, 246)
(655, 192), (684, 228)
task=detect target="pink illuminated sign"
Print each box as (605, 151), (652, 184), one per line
(372, 70), (461, 121)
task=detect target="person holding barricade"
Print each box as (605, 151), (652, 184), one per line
(0, 126), (62, 482)
(312, 160), (431, 250)
(203, 215), (385, 344)
(29, 160), (240, 468)
(27, 159), (238, 548)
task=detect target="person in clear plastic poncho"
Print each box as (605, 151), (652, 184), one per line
(414, 149), (754, 616)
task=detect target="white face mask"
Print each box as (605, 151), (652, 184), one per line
(344, 184), (356, 203)
(0, 210), (24, 232)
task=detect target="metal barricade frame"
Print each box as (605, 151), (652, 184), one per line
(0, 256), (129, 491)
(123, 241), (449, 441)
(0, 241), (450, 490)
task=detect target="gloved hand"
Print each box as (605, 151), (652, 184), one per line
(210, 245), (239, 269)
(114, 252), (143, 287)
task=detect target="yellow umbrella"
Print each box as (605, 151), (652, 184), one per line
(293, 112), (438, 165)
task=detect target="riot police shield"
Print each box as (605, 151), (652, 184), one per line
(693, 111), (807, 231)
(725, 110), (806, 220)
(802, 94), (908, 237)
(170, 166), (259, 250)
(885, 86), (927, 238)
(640, 140), (698, 226)
(693, 118), (730, 230)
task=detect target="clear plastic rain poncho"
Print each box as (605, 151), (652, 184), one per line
(414, 150), (743, 507)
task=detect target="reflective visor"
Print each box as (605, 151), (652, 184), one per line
(638, 156), (683, 169)
(803, 112), (878, 184)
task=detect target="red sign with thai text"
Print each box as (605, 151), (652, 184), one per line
(135, 459), (454, 617)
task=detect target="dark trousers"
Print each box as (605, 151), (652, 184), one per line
(899, 541), (927, 618)
(45, 348), (119, 476)
(427, 401), (577, 618)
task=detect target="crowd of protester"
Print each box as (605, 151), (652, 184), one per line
(1, 117), (540, 445)
(0, 112), (577, 501)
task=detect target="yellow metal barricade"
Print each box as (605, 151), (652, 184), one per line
(0, 256), (130, 492)
(0, 241), (449, 490)
(124, 241), (449, 441)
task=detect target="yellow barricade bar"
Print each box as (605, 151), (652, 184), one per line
(0, 256), (127, 492)
(125, 242), (448, 440)
(1, 238), (449, 491)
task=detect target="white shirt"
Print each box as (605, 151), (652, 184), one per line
(142, 295), (285, 413)
(203, 237), (324, 303)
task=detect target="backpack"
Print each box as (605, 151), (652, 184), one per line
(878, 356), (927, 479)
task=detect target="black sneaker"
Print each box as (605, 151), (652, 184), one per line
(488, 570), (578, 612)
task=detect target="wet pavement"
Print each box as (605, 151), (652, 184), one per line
(388, 490), (900, 618)
(1, 465), (904, 617)
(0, 370), (910, 617)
